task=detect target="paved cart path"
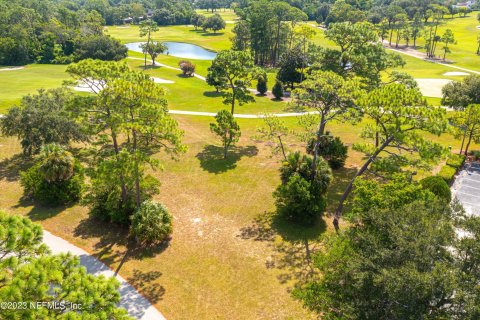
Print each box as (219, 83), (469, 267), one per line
(43, 230), (166, 320)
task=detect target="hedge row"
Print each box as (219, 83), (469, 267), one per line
(438, 153), (466, 184)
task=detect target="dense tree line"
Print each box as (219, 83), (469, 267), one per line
(297, 185), (480, 319)
(232, 0), (308, 66)
(0, 212), (132, 318)
(231, 0), (473, 67)
(0, 0), (202, 65)
(0, 0), (127, 65)
(196, 0), (235, 12)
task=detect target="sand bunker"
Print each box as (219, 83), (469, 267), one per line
(0, 67), (24, 71)
(73, 79), (105, 93)
(415, 78), (452, 98)
(151, 77), (174, 84)
(73, 78), (173, 92)
(443, 71), (469, 76)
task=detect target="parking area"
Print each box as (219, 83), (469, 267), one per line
(452, 162), (480, 216)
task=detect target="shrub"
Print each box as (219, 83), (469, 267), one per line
(256, 77), (268, 95)
(274, 152), (332, 225)
(472, 150), (480, 160)
(420, 176), (451, 202)
(446, 153), (466, 169)
(130, 200), (173, 244)
(20, 144), (83, 206)
(179, 60), (196, 76)
(272, 81), (284, 99)
(84, 173), (160, 225)
(438, 165), (457, 184)
(276, 48), (306, 89)
(307, 134), (348, 169)
(20, 162), (84, 206)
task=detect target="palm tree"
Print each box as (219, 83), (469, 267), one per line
(38, 144), (75, 183)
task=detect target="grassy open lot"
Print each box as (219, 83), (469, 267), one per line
(0, 64), (68, 112)
(0, 115), (331, 320)
(1, 101), (478, 318)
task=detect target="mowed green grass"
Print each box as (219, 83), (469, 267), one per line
(0, 115), (328, 320)
(388, 14), (480, 72)
(0, 20), (468, 115)
(0, 64), (68, 112)
(105, 23), (234, 52)
(126, 59), (288, 114)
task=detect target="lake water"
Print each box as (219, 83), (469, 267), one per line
(125, 42), (217, 60)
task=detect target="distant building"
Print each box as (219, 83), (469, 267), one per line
(453, 0), (475, 9)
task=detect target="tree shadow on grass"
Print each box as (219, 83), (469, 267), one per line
(176, 73), (195, 79)
(10, 193), (77, 221)
(73, 215), (169, 269)
(0, 154), (33, 181)
(135, 65), (161, 71)
(127, 269), (165, 304)
(200, 32), (224, 37)
(24, 203), (75, 222)
(202, 91), (223, 98)
(187, 29), (224, 36)
(196, 144), (258, 173)
(238, 210), (328, 290)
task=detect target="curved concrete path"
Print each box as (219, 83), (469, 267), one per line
(168, 109), (318, 118)
(43, 230), (166, 320)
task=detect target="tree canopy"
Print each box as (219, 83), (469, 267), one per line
(0, 88), (88, 156)
(0, 211), (131, 319)
(206, 50), (258, 114)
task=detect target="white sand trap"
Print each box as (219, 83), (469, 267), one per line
(73, 84), (96, 93)
(225, 20), (236, 24)
(73, 79), (105, 93)
(415, 78), (452, 98)
(151, 77), (174, 84)
(115, 26), (130, 29)
(0, 67), (24, 71)
(73, 78), (172, 92)
(443, 71), (469, 76)
(477, 26), (480, 29)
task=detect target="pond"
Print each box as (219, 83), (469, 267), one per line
(125, 42), (217, 60)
